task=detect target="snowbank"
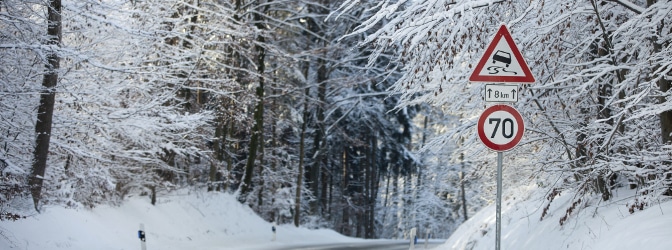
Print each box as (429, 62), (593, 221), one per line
(440, 185), (672, 250)
(0, 190), (361, 250)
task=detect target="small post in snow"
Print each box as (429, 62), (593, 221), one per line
(424, 229), (431, 249)
(409, 227), (417, 250)
(138, 223), (147, 250)
(271, 222), (277, 241)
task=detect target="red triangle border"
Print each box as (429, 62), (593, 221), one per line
(469, 25), (535, 83)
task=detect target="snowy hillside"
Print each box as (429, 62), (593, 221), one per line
(0, 190), (362, 250)
(439, 185), (672, 250)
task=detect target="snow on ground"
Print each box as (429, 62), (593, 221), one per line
(439, 184), (672, 250)
(2, 185), (670, 250)
(0, 190), (363, 250)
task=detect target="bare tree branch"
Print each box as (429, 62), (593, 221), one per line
(605, 0), (644, 14)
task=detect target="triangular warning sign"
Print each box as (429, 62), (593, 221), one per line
(469, 24), (535, 83)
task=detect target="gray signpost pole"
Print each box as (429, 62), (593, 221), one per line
(496, 152), (503, 250)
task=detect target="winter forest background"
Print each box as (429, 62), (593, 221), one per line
(1, 0), (671, 240)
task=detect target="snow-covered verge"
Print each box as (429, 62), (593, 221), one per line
(439, 184), (672, 250)
(0, 190), (363, 250)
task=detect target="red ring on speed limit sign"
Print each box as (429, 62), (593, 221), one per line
(477, 104), (525, 151)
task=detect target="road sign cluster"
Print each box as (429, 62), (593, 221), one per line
(467, 24), (535, 250)
(470, 24), (534, 152)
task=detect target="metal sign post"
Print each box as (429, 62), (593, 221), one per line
(496, 152), (503, 250)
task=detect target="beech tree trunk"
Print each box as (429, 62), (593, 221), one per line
(29, 0), (61, 212)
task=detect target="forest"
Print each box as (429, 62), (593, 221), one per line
(1, 0), (670, 240)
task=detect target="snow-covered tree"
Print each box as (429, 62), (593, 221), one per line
(1, 0), (247, 210)
(337, 0), (672, 228)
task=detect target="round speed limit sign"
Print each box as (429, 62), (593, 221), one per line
(477, 104), (525, 151)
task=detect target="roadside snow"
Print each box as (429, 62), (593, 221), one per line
(3, 185), (669, 250)
(0, 190), (362, 250)
(440, 185), (672, 250)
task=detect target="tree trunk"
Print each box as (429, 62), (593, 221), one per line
(294, 102), (308, 227)
(404, 173), (413, 233)
(240, 5), (267, 201)
(648, 0), (672, 194)
(294, 140), (304, 226)
(660, 70), (672, 194)
(256, 84), (267, 209)
(391, 165), (400, 238)
(209, 119), (225, 192)
(417, 116), (428, 188)
(208, 161), (218, 192)
(225, 120), (234, 191)
(294, 46), (312, 226)
(307, 58), (326, 214)
(328, 171), (333, 218)
(29, 0), (61, 212)
(150, 185), (157, 205)
(240, 73), (263, 201)
(340, 146), (350, 235)
(320, 163), (329, 216)
(305, 8), (328, 214)
(365, 134), (378, 238)
(649, 0), (672, 144)
(269, 86), (278, 221)
(364, 137), (372, 239)
(590, 0), (615, 200)
(460, 152), (468, 221)
(257, 142), (265, 208)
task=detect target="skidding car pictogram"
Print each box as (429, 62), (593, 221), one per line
(492, 50), (511, 67)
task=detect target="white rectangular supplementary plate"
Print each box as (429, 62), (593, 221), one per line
(484, 84), (518, 102)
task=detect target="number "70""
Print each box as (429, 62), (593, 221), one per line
(489, 118), (514, 139)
